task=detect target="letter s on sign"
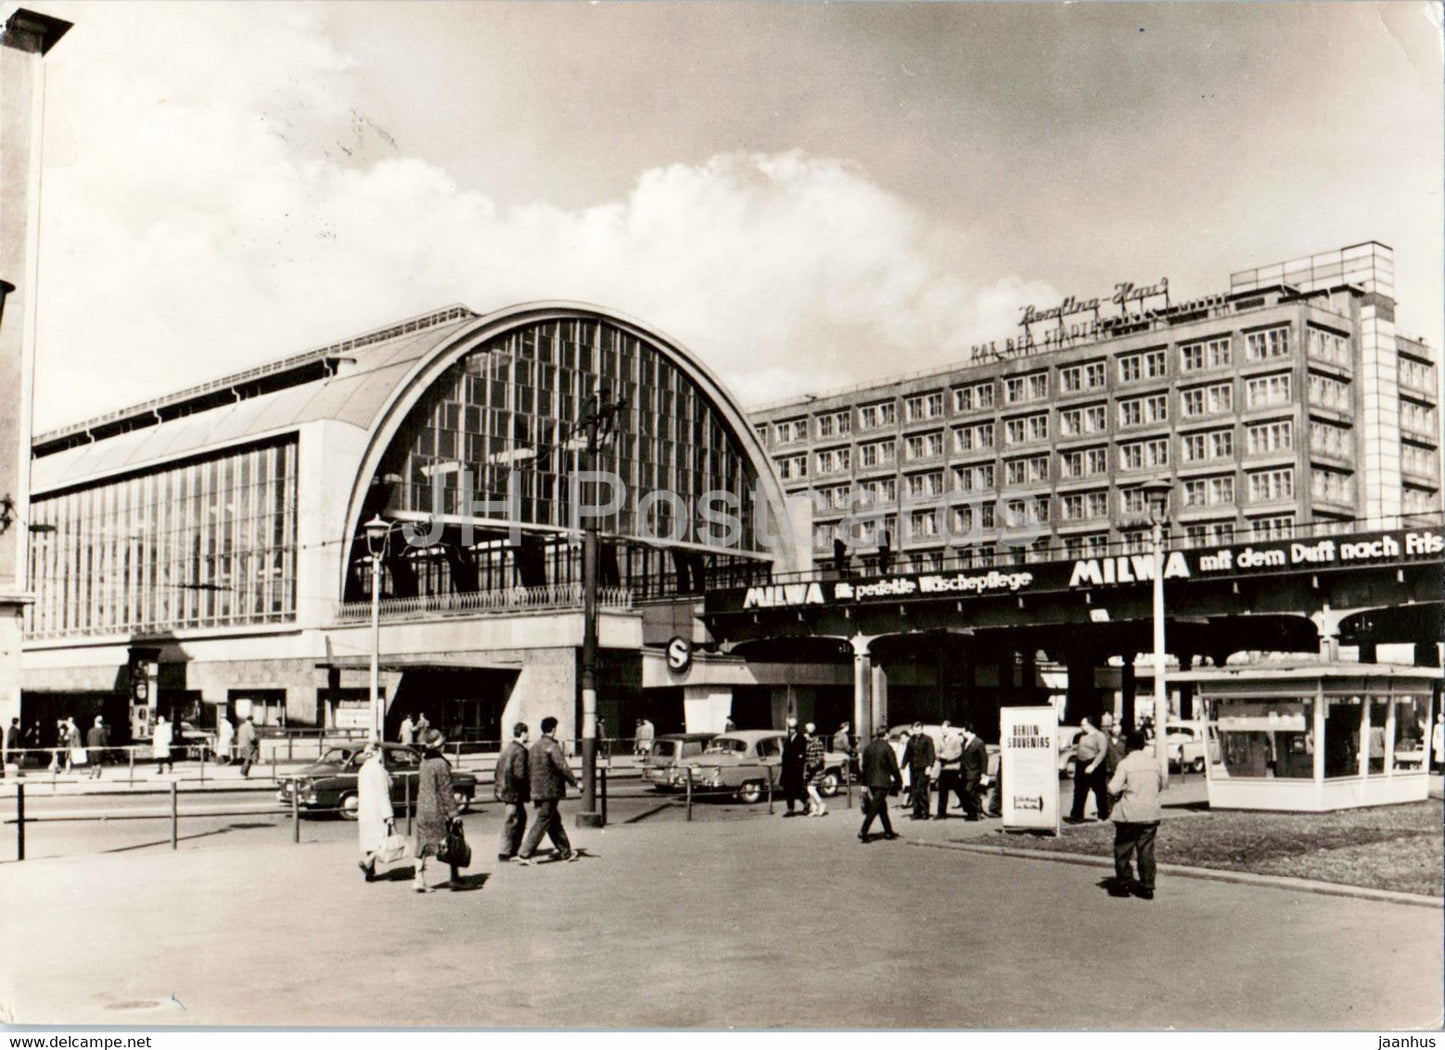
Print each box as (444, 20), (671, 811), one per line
(666, 636), (693, 674)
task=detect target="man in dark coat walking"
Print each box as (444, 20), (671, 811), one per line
(779, 718), (808, 816)
(959, 722), (989, 820)
(494, 722), (530, 862)
(518, 716), (580, 864)
(858, 726), (902, 842)
(902, 721), (936, 820)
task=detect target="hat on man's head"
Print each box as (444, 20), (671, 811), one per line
(786, 717), (798, 727)
(419, 727), (446, 751)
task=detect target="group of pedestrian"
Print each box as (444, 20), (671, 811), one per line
(356, 726), (462, 892)
(495, 716), (581, 865)
(779, 718), (830, 817)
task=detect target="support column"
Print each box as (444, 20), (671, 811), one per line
(1120, 658), (1137, 730)
(850, 634), (873, 742)
(1065, 649), (1100, 726)
(1019, 648), (1039, 706)
(1177, 653), (1195, 721)
(871, 662), (889, 735)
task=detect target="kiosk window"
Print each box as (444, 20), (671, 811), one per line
(1216, 699), (1310, 779)
(1323, 696), (1361, 778)
(1391, 695), (1431, 772)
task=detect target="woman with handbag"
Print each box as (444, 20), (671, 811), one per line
(413, 728), (460, 893)
(357, 742), (401, 882)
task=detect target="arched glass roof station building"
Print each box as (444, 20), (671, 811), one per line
(22, 303), (813, 742)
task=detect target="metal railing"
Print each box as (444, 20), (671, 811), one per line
(334, 583), (632, 624)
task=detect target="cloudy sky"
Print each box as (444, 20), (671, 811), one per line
(21, 1), (1445, 431)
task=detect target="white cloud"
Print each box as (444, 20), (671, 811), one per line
(31, 5), (1052, 430)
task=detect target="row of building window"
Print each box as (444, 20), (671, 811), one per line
(760, 324), (1393, 445)
(787, 417), (1370, 479)
(812, 511), (1327, 558)
(808, 465), (1348, 524)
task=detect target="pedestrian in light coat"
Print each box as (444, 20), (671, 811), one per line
(236, 715), (259, 778)
(858, 726), (902, 843)
(1107, 730), (1165, 899)
(152, 715), (174, 775)
(517, 716), (579, 864)
(495, 722), (531, 862)
(357, 743), (395, 881)
(413, 729), (459, 892)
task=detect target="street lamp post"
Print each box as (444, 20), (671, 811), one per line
(573, 391), (626, 828)
(1140, 480), (1172, 785)
(363, 515), (390, 745)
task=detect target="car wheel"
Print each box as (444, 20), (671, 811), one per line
(339, 793), (359, 820)
(453, 789), (472, 813)
(737, 780), (764, 804)
(817, 770), (841, 797)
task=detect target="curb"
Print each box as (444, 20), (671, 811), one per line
(911, 838), (1445, 910)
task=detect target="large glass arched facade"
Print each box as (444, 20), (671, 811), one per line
(344, 315), (772, 603)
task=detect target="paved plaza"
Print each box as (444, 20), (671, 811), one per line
(0, 787), (1440, 1030)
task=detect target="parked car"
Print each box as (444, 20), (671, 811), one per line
(1165, 721), (1221, 773)
(641, 732), (717, 790)
(683, 729), (852, 804)
(276, 743), (477, 819)
(1057, 725), (1081, 778)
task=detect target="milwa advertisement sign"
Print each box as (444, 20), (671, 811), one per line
(1000, 707), (1060, 835)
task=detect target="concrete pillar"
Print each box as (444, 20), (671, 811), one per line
(1065, 649), (1100, 726)
(1177, 653), (1196, 720)
(850, 634), (873, 741)
(1019, 648), (1039, 705)
(871, 663), (889, 734)
(0, 10), (71, 732)
(1120, 659), (1137, 729)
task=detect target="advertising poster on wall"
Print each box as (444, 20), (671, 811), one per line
(1000, 706), (1060, 834)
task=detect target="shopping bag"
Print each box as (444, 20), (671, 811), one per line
(376, 833), (408, 865)
(71, 747), (89, 766)
(439, 819), (471, 869)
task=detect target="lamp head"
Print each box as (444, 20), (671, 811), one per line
(1139, 479), (1172, 519)
(363, 515), (390, 556)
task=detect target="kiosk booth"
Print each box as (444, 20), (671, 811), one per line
(1175, 662), (1440, 812)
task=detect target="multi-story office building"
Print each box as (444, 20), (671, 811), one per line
(750, 242), (1441, 571)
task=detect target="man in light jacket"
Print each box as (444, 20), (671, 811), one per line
(495, 722), (531, 862)
(517, 716), (579, 864)
(1107, 730), (1165, 899)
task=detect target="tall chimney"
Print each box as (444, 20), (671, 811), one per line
(0, 8), (70, 729)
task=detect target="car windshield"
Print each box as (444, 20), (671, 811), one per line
(319, 747), (355, 766)
(704, 738), (748, 754)
(649, 742), (677, 760)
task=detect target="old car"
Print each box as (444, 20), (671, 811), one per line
(276, 742), (477, 819)
(640, 732), (717, 790)
(1165, 721), (1222, 773)
(683, 729), (852, 804)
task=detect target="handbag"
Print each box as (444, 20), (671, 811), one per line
(375, 828), (408, 865)
(71, 747), (88, 766)
(439, 818), (471, 869)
